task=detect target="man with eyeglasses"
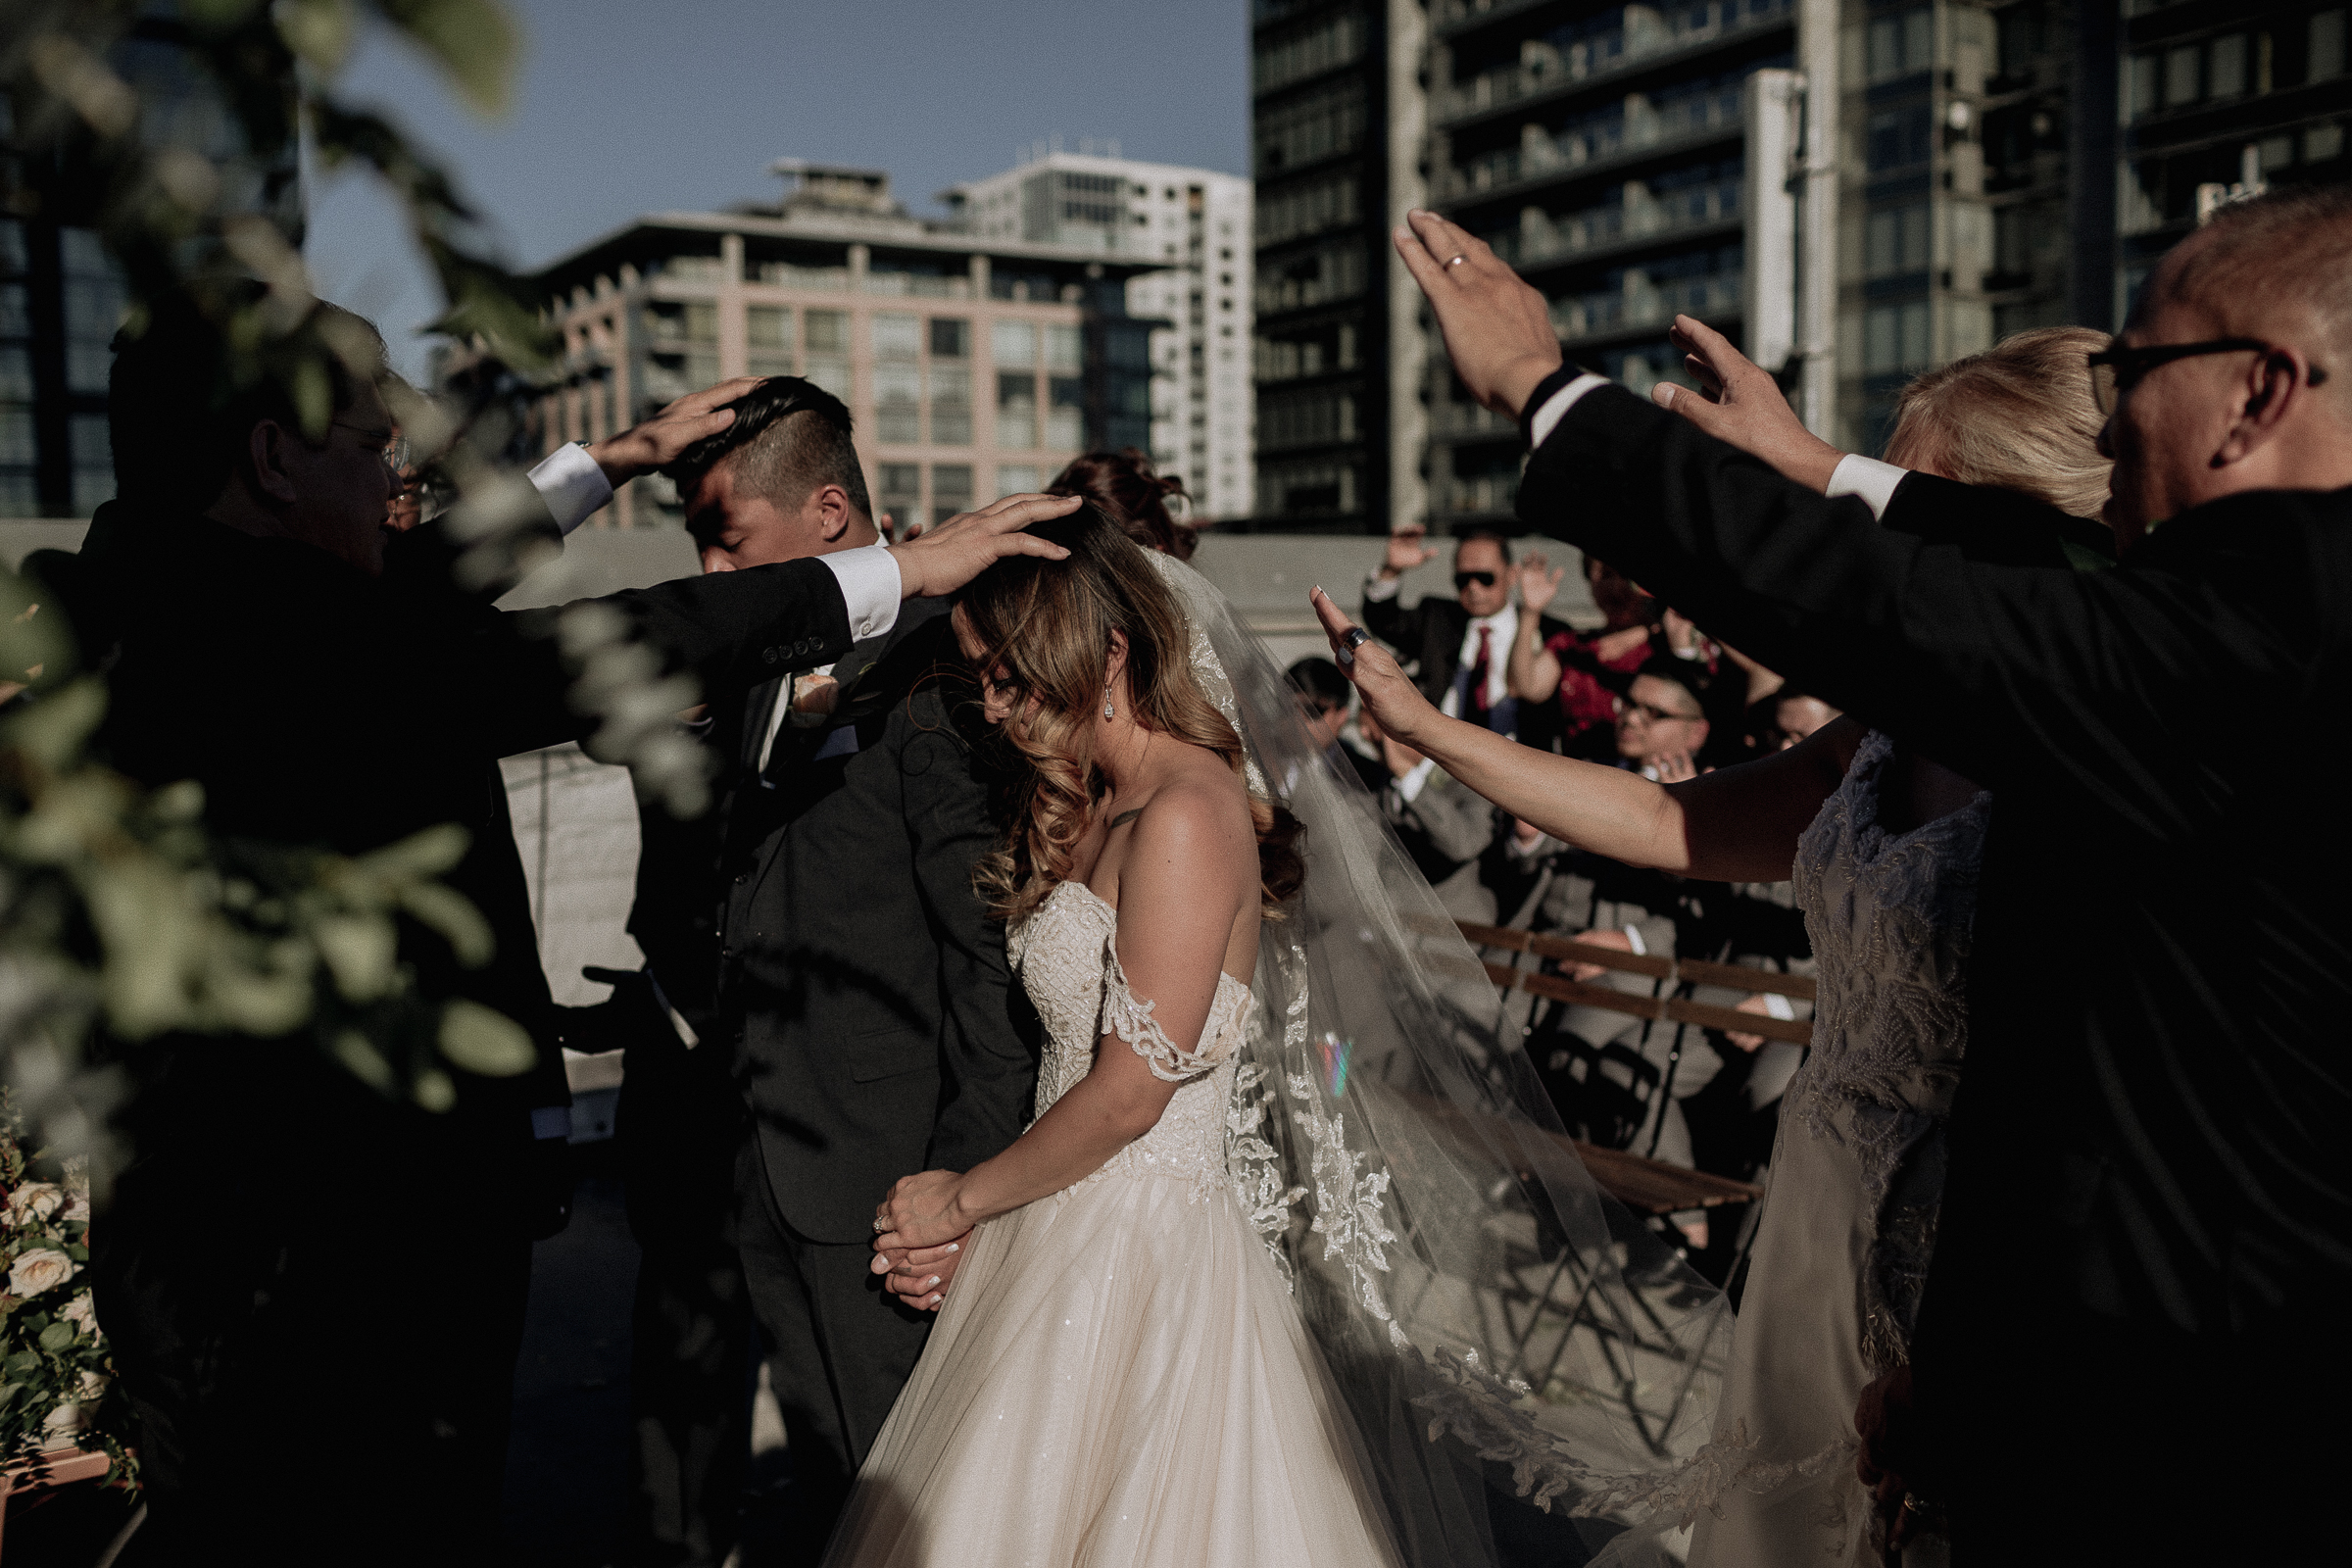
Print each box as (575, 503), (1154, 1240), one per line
(1393, 181), (2352, 1563)
(1360, 523), (1571, 742)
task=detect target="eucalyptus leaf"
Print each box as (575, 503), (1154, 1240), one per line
(377, 0), (521, 118)
(438, 999), (533, 1077)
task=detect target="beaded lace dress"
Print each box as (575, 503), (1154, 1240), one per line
(1685, 729), (1987, 1568)
(820, 879), (1403, 1568)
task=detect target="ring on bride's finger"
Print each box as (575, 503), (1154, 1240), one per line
(1445, 253), (1468, 269)
(872, 1216), (890, 1235)
(1341, 627), (1370, 651)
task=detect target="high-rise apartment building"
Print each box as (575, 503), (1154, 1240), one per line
(526, 163), (1161, 531)
(1428, 0), (1802, 521)
(1248, 1), (1431, 534)
(943, 150), (1254, 520)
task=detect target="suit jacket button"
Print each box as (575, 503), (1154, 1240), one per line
(761, 647), (779, 665)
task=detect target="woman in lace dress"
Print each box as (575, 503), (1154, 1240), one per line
(827, 506), (1402, 1568)
(1310, 326), (2112, 1566)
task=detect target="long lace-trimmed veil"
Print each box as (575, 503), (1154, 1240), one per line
(1146, 552), (1731, 1564)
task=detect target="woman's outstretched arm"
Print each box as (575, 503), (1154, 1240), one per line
(871, 781), (1254, 1250)
(1311, 586), (1853, 883)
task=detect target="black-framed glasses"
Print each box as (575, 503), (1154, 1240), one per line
(2085, 337), (2330, 416)
(1453, 570), (1497, 590)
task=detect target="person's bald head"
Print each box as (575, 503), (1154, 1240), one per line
(2099, 182), (2352, 545)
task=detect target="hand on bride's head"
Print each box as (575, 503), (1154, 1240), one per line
(888, 492), (1078, 601)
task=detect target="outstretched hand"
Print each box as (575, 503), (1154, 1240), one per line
(586, 377), (764, 488)
(1393, 211), (1562, 418)
(887, 492), (1078, 600)
(1518, 551), (1566, 614)
(1649, 316), (1846, 493)
(1309, 586), (1443, 749)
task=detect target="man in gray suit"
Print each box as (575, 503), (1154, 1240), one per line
(620, 378), (1042, 1563)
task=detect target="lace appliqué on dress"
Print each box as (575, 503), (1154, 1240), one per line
(1102, 944), (1238, 1083)
(1786, 728), (1986, 1373)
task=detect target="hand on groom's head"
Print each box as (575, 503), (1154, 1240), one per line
(584, 377), (764, 489)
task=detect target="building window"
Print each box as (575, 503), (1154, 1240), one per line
(747, 305), (793, 378)
(996, 464), (1039, 498)
(1867, 7), (1935, 83)
(1044, 324), (1083, 374)
(1866, 107), (1934, 172)
(930, 362), (972, 445)
(1047, 376), (1084, 451)
(1864, 301), (1932, 374)
(803, 309), (849, 400)
(1866, 203), (1931, 277)
(2312, 10), (2347, 80)
(998, 371), (1039, 450)
(878, 462), (921, 537)
(931, 463), (973, 525)
(71, 412), (112, 515)
(930, 318), (970, 359)
(992, 320), (1036, 368)
(873, 313), (920, 444)
(2207, 34), (2248, 99)
(63, 229), (124, 395)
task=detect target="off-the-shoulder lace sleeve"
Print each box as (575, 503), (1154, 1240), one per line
(1099, 939), (1237, 1083)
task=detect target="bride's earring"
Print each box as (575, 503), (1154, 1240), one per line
(1103, 698), (1116, 720)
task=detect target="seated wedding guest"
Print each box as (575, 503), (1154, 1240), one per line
(1362, 523), (1565, 740)
(1614, 656), (1715, 783)
(1769, 687), (1841, 751)
(1285, 656), (1386, 793)
(1358, 702), (1499, 918)
(1506, 552), (1656, 757)
(1378, 185), (2347, 1561)
(82, 284), (1067, 1568)
(1047, 447), (1196, 559)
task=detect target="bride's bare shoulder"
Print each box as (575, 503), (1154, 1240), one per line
(1123, 765), (1254, 877)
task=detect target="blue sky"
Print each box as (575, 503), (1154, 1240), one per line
(305, 0), (1251, 381)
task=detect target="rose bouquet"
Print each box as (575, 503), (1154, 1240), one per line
(0, 1091), (132, 1487)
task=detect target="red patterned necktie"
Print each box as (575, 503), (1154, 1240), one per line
(1469, 624), (1493, 716)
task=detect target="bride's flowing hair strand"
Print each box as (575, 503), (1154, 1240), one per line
(956, 506), (1302, 926)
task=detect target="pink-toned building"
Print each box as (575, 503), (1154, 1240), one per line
(527, 163), (1163, 532)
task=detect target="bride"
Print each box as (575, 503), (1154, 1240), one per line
(829, 504), (1401, 1566)
(827, 499), (1735, 1568)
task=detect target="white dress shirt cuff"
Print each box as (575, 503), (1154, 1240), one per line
(1527, 373), (1611, 449)
(1395, 757), (1439, 805)
(527, 443), (614, 535)
(1621, 923), (1647, 957)
(1827, 454), (1907, 520)
(1362, 574), (1402, 603)
(1761, 991), (1797, 1022)
(820, 544), (902, 641)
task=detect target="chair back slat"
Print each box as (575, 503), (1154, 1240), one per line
(1461, 921), (1815, 1047)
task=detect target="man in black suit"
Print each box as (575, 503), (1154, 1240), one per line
(81, 286), (1064, 1566)
(1360, 523), (1569, 742)
(1392, 186), (2352, 1561)
(623, 380), (1040, 1559)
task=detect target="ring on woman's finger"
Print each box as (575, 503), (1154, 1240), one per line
(1337, 625), (1370, 667)
(872, 1216), (890, 1235)
(1445, 253), (1468, 269)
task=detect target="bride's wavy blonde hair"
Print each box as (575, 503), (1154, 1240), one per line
(956, 504), (1304, 927)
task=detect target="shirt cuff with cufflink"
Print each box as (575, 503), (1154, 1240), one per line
(819, 542), (902, 642)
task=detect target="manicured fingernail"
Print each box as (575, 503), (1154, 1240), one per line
(945, 1243), (958, 1253)
(927, 1294), (943, 1306)
(925, 1276), (941, 1288)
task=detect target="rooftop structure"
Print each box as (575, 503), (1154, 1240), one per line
(527, 164), (1165, 531)
(944, 150), (1254, 519)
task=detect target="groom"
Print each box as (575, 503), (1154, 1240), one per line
(640, 378), (1043, 1554)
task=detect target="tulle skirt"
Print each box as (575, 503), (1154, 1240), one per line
(822, 1169), (1404, 1568)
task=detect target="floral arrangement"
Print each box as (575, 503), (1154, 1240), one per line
(0, 1091), (133, 1486)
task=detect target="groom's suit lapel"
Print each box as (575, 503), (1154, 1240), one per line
(740, 599), (956, 893)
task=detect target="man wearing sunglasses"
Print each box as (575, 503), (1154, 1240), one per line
(1360, 523), (1571, 741)
(1393, 181), (2352, 1564)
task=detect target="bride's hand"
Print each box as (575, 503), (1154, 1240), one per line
(1308, 587), (1442, 747)
(871, 1232), (970, 1311)
(873, 1169), (971, 1251)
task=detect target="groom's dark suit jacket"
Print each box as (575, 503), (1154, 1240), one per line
(1519, 384), (2351, 1550)
(697, 602), (1038, 1246)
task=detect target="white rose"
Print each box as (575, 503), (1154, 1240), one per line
(8, 1248), (77, 1298)
(61, 1189), (89, 1225)
(42, 1400), (89, 1442)
(75, 1369), (108, 1401)
(5, 1184), (64, 1227)
(63, 1292), (98, 1337)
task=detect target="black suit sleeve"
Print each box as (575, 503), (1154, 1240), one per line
(1361, 581), (1412, 647)
(898, 691), (1037, 1175)
(409, 557), (863, 765)
(1515, 384), (2307, 829)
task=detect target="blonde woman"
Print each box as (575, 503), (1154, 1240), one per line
(1312, 320), (2113, 1568)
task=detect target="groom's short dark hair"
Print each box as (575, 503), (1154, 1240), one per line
(663, 375), (874, 519)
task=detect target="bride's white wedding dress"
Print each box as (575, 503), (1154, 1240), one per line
(820, 878), (1402, 1568)
(1687, 730), (1985, 1568)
